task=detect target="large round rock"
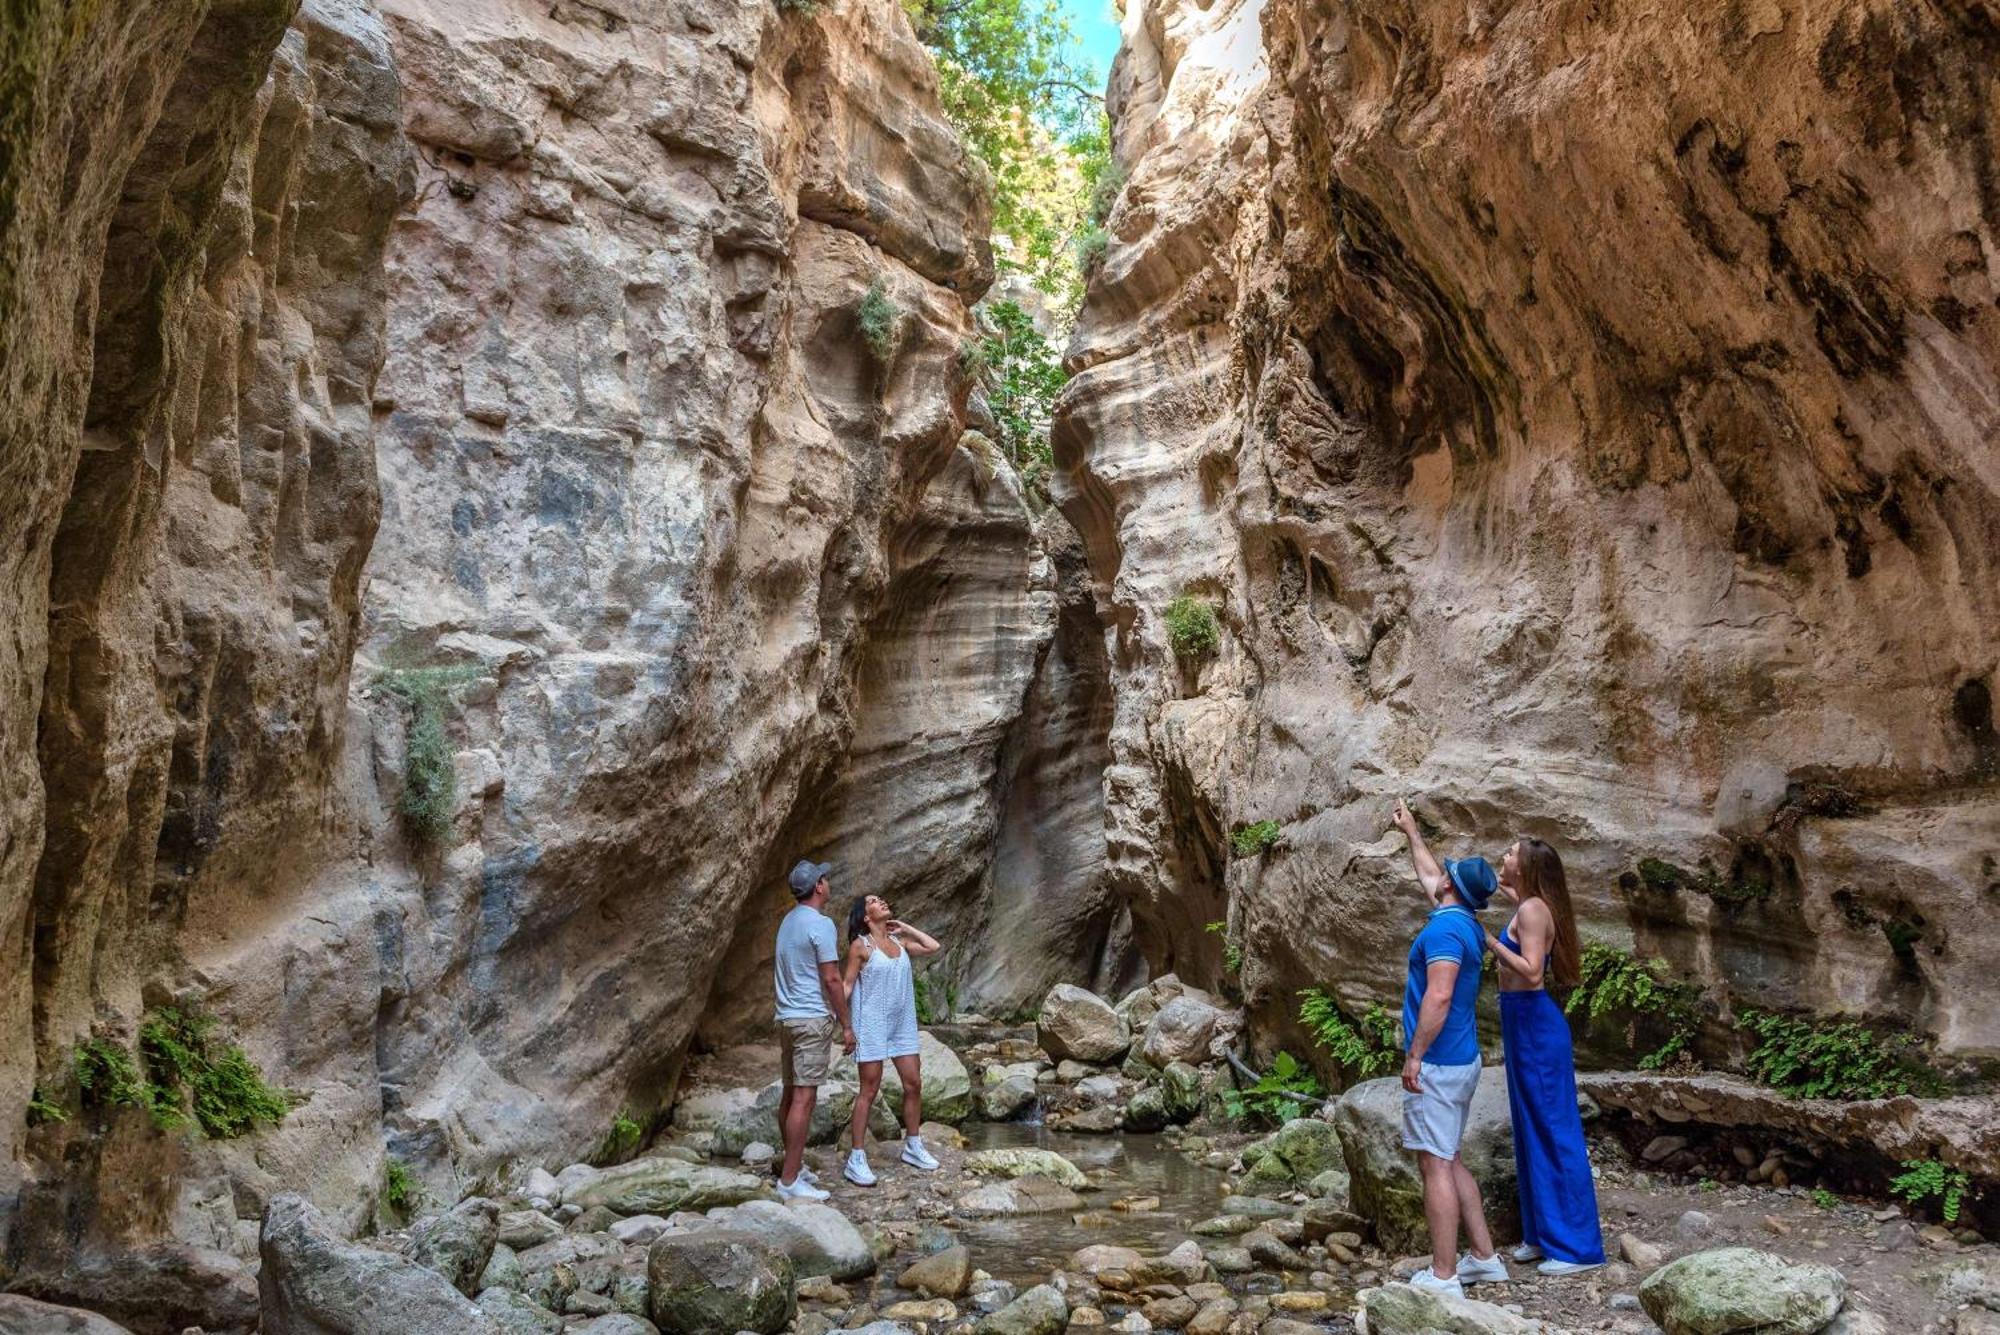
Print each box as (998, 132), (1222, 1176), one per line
(1331, 1069), (1518, 1254)
(1037, 985), (1130, 1063)
(1138, 995), (1225, 1066)
(1638, 1247), (1845, 1335)
(647, 1230), (795, 1335)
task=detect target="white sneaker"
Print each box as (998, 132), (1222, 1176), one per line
(1537, 1258), (1603, 1277)
(1455, 1252), (1510, 1285)
(1512, 1243), (1546, 1262)
(1407, 1268), (1464, 1299)
(843, 1150), (877, 1187)
(799, 1165), (818, 1185)
(775, 1176), (830, 1202)
(900, 1137), (940, 1171)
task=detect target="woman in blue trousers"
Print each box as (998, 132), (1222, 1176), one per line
(1476, 838), (1605, 1278)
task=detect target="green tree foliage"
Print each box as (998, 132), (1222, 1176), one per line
(383, 1158), (420, 1216)
(971, 298), (1066, 497)
(903, 0), (1112, 312)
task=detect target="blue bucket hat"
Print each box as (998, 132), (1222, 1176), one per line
(1445, 856), (1498, 911)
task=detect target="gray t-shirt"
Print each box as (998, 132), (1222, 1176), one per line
(774, 904), (839, 1022)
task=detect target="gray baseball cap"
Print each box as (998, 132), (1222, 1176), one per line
(787, 859), (832, 898)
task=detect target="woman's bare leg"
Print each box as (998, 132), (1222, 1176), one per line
(891, 1053), (923, 1136)
(850, 1061), (884, 1152)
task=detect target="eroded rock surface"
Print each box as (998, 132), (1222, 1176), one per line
(1055, 0), (2000, 1057)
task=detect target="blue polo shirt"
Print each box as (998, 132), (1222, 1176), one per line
(1402, 904), (1485, 1066)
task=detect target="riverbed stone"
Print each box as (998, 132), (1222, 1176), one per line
(959, 1176), (1084, 1215)
(569, 1158), (769, 1216)
(478, 1242), (525, 1293)
(1039, 985), (1131, 1063)
(1357, 1283), (1552, 1333)
(476, 1290), (563, 1335)
(499, 1210), (564, 1250)
(984, 1074), (1040, 1121)
(0, 1295), (137, 1334)
(1070, 1245), (1147, 1276)
(965, 1148), (1089, 1188)
(1243, 1232), (1307, 1272)
(408, 1196), (500, 1296)
(1139, 997), (1227, 1067)
(705, 1199), (876, 1280)
(259, 1193), (501, 1333)
(1638, 1247), (1845, 1335)
(977, 1284), (1069, 1335)
(581, 1318), (660, 1335)
(1140, 1242), (1208, 1287)
(1123, 1085), (1171, 1132)
(898, 1245), (974, 1297)
(609, 1215), (671, 1246)
(646, 1230), (794, 1335)
(830, 1032), (975, 1123)
(1192, 1215), (1258, 1236)
(1333, 1071), (1518, 1254)
(1241, 1119), (1342, 1187)
(1057, 1105), (1126, 1134)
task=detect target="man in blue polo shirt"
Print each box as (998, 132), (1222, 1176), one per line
(1392, 798), (1505, 1298)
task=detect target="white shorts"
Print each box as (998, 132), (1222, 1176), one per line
(1401, 1059), (1482, 1157)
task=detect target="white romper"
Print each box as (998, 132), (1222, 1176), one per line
(852, 936), (920, 1063)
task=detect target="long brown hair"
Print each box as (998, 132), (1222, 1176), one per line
(1515, 838), (1581, 988)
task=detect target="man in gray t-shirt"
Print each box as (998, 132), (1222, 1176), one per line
(773, 858), (855, 1199)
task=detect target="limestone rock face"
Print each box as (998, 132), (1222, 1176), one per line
(1055, 0), (2000, 1056)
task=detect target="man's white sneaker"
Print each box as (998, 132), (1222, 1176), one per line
(799, 1166), (819, 1185)
(1407, 1268), (1464, 1299)
(900, 1137), (940, 1171)
(1511, 1243), (1546, 1263)
(1537, 1259), (1603, 1277)
(843, 1151), (877, 1187)
(1455, 1252), (1510, 1285)
(775, 1176), (830, 1202)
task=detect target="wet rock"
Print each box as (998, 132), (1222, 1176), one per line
(1203, 1247), (1252, 1275)
(1192, 1216), (1258, 1236)
(1242, 1119), (1343, 1187)
(1142, 1296), (1198, 1327)
(1638, 1248), (1844, 1335)
(1069, 1308), (1108, 1328)
(569, 1158), (769, 1216)
(408, 1197), (500, 1296)
(1356, 1283), (1553, 1333)
(1299, 1201), (1364, 1242)
(1057, 1106), (1126, 1134)
(1268, 1293), (1329, 1314)
(1039, 985), (1131, 1064)
(1333, 1072), (1518, 1254)
(976, 1283), (1069, 1335)
(646, 1230), (794, 1335)
(476, 1290), (562, 1335)
(1123, 1086), (1171, 1132)
(1070, 1246), (1148, 1276)
(1108, 1313), (1150, 1333)
(984, 1074), (1040, 1122)
(1158, 1063), (1203, 1122)
(704, 1200), (876, 1281)
(1058, 1061), (1104, 1082)
(1242, 1232), (1307, 1272)
(965, 1148), (1089, 1188)
(1140, 1242), (1207, 1287)
(259, 1194), (501, 1333)
(1138, 997), (1228, 1067)
(960, 1176), (1085, 1215)
(1076, 1076), (1123, 1102)
(898, 1245), (974, 1298)
(500, 1211), (564, 1250)
(0, 1295), (136, 1334)
(971, 1280), (1021, 1314)
(1185, 1299), (1235, 1335)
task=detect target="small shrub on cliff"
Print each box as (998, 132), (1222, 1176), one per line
(375, 665), (479, 849)
(383, 1157), (420, 1216)
(858, 280), (903, 364)
(1230, 820), (1281, 857)
(1074, 225), (1108, 275)
(1737, 1007), (1941, 1101)
(596, 1111), (645, 1165)
(139, 1007), (291, 1138)
(1891, 1157), (1971, 1223)
(1204, 921), (1242, 975)
(74, 1038), (147, 1113)
(1087, 162), (1126, 226)
(1297, 988), (1399, 1080)
(1565, 945), (1701, 1070)
(969, 299), (1064, 503)
(1163, 595), (1219, 661)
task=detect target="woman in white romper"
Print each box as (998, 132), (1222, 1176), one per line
(840, 894), (943, 1185)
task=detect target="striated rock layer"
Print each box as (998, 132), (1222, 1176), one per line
(1057, 0), (2000, 1063)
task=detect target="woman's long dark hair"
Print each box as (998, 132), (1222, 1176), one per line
(846, 895), (872, 949)
(1516, 838), (1581, 988)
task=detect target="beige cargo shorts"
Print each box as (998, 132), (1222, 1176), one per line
(779, 1014), (842, 1087)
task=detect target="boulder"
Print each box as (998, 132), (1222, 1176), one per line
(1069, 1245), (1146, 1276)
(646, 1230), (795, 1335)
(407, 1196), (499, 1296)
(475, 1290), (562, 1335)
(568, 1157), (768, 1216)
(975, 1283), (1068, 1335)
(1122, 1085), (1169, 1132)
(704, 1199), (876, 1280)
(258, 1194), (502, 1334)
(1357, 1283), (1554, 1333)
(5, 1242), (259, 1335)
(581, 1319), (661, 1335)
(957, 1176), (1083, 1215)
(1158, 1062), (1203, 1121)
(1637, 1248), (1845, 1335)
(1139, 1241), (1208, 1286)
(609, 1214), (672, 1245)
(982, 1074), (1038, 1122)
(833, 1032), (976, 1124)
(684, 1081), (898, 1155)
(0, 1295), (137, 1334)
(1138, 996), (1226, 1067)
(477, 1242), (524, 1292)
(1055, 1105), (1125, 1134)
(1037, 985), (1130, 1064)
(1333, 1070), (1519, 1254)
(963, 1147), (1088, 1188)
(1242, 1119), (1343, 1187)
(522, 1167), (563, 1203)
(498, 1210), (563, 1250)
(1075, 1075), (1122, 1103)
(897, 1245), (973, 1298)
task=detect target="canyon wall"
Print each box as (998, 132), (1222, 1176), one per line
(1058, 0), (2000, 1067)
(0, 0), (1121, 1297)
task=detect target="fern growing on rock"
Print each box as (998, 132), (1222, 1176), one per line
(1164, 595), (1219, 661)
(1297, 988), (1399, 1080)
(1736, 1007), (1941, 1101)
(858, 279), (903, 364)
(1564, 944), (1701, 1070)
